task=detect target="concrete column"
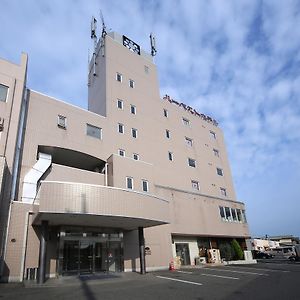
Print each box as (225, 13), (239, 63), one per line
(138, 227), (146, 274)
(38, 220), (48, 284)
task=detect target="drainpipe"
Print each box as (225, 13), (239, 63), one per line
(138, 227), (146, 275)
(20, 211), (30, 282)
(104, 162), (108, 186)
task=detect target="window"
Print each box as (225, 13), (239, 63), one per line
(142, 180), (149, 192)
(242, 210), (247, 223)
(191, 180), (199, 190)
(116, 73), (122, 82)
(118, 149), (125, 157)
(118, 123), (124, 134)
(213, 149), (219, 157)
(166, 129), (170, 139)
(182, 118), (190, 126)
(217, 168), (223, 176)
(86, 124), (102, 139)
(130, 105), (136, 115)
(131, 128), (137, 138)
(210, 130), (216, 139)
(117, 99), (123, 109)
(168, 151), (173, 161)
(220, 187), (227, 197)
(225, 207), (232, 221)
(231, 208), (238, 222)
(236, 209), (242, 222)
(144, 65), (149, 74)
(163, 109), (168, 118)
(57, 115), (67, 129)
(188, 158), (196, 168)
(185, 137), (193, 146)
(126, 177), (133, 189)
(219, 206), (226, 221)
(129, 79), (135, 88)
(0, 84), (9, 102)
(133, 153), (139, 160)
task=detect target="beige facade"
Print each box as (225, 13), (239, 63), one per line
(0, 31), (250, 282)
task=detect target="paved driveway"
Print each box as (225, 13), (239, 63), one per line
(1, 261), (300, 300)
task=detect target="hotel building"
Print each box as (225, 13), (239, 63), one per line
(0, 29), (250, 282)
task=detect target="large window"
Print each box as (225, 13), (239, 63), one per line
(126, 177), (133, 189)
(86, 124), (102, 139)
(188, 158), (196, 168)
(0, 84), (9, 102)
(219, 206), (247, 223)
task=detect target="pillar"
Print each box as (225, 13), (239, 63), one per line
(37, 220), (48, 284)
(138, 227), (146, 274)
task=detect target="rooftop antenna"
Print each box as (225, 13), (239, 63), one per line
(150, 32), (157, 56)
(90, 16), (97, 76)
(100, 10), (107, 38)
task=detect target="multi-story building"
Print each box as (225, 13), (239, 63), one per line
(0, 29), (250, 283)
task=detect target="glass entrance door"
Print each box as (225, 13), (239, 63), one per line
(79, 241), (93, 273)
(176, 243), (191, 265)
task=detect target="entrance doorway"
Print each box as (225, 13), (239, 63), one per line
(58, 229), (123, 275)
(175, 243), (191, 265)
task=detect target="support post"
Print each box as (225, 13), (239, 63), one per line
(138, 227), (146, 274)
(37, 220), (48, 284)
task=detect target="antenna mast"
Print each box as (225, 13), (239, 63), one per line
(150, 33), (157, 56)
(90, 16), (98, 76)
(100, 10), (107, 38)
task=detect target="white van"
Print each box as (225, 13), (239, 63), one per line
(270, 246), (296, 259)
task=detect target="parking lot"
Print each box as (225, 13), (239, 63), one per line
(1, 261), (300, 300)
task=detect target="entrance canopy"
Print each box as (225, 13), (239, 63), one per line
(33, 181), (169, 230)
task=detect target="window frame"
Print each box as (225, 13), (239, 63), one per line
(0, 84), (9, 102)
(168, 151), (173, 161)
(188, 158), (196, 168)
(163, 109), (168, 118)
(185, 137), (193, 147)
(131, 128), (138, 138)
(129, 79), (135, 88)
(182, 117), (190, 126)
(220, 187), (227, 197)
(133, 153), (139, 161)
(213, 148), (219, 157)
(217, 168), (224, 176)
(142, 179), (149, 192)
(118, 123), (124, 134)
(126, 176), (134, 190)
(166, 129), (170, 139)
(117, 99), (124, 110)
(116, 72), (122, 82)
(86, 123), (102, 139)
(118, 149), (125, 157)
(210, 130), (216, 139)
(130, 104), (136, 115)
(191, 180), (199, 190)
(57, 115), (67, 129)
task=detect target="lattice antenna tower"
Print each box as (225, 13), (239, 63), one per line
(150, 32), (157, 56)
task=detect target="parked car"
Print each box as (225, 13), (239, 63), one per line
(252, 250), (274, 259)
(270, 246), (296, 260)
(289, 245), (300, 262)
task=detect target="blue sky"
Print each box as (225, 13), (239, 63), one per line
(1, 0), (300, 238)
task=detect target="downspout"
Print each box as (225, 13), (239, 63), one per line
(20, 211), (30, 282)
(105, 162), (108, 186)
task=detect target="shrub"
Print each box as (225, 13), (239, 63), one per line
(219, 243), (234, 261)
(231, 239), (244, 260)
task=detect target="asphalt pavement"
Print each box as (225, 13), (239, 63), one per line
(1, 261), (300, 300)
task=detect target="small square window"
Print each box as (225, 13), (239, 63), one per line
(166, 129), (170, 139)
(130, 105), (136, 115)
(57, 115), (67, 129)
(0, 84), (9, 102)
(133, 153), (139, 160)
(142, 180), (149, 192)
(163, 109), (168, 118)
(168, 151), (173, 161)
(182, 118), (190, 126)
(116, 73), (122, 82)
(131, 128), (138, 138)
(220, 187), (227, 197)
(185, 137), (193, 146)
(129, 79), (135, 88)
(117, 99), (123, 109)
(210, 130), (216, 139)
(188, 158), (196, 168)
(126, 177), (133, 189)
(118, 123), (124, 134)
(213, 149), (219, 157)
(144, 65), (149, 74)
(86, 124), (102, 139)
(217, 168), (223, 176)
(191, 180), (199, 190)
(118, 149), (125, 157)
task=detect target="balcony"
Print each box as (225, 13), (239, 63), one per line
(33, 181), (169, 230)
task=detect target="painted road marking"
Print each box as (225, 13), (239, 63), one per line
(156, 276), (203, 286)
(200, 273), (239, 280)
(226, 266), (290, 273)
(204, 268), (269, 276)
(176, 270), (193, 274)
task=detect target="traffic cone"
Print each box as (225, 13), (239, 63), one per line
(169, 260), (175, 271)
